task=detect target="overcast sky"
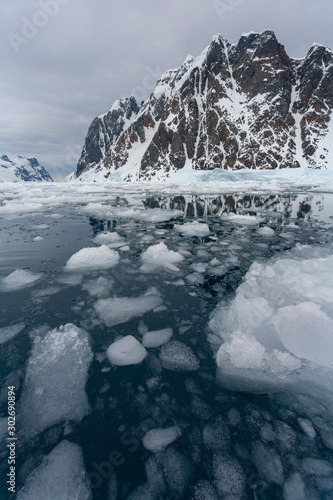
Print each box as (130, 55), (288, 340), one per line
(1, 0), (332, 179)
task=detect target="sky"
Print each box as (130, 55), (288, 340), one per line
(1, 0), (332, 180)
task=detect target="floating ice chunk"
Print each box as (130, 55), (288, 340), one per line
(93, 231), (124, 246)
(0, 269), (42, 292)
(142, 328), (173, 348)
(213, 454), (246, 497)
(82, 276), (113, 298)
(283, 473), (306, 500)
(140, 242), (184, 273)
(302, 458), (333, 476)
(119, 245), (130, 251)
(0, 323), (24, 344)
(203, 418), (230, 452)
(258, 226), (275, 236)
(19, 324), (92, 439)
(65, 245), (119, 272)
(297, 418), (316, 439)
(17, 440), (91, 500)
(217, 331), (265, 369)
(273, 302), (333, 367)
(186, 272), (204, 285)
(252, 441), (284, 485)
(192, 480), (218, 500)
(190, 262), (208, 273)
(94, 292), (163, 327)
(159, 341), (199, 371)
(33, 236), (44, 241)
(106, 335), (147, 366)
(223, 213), (260, 225)
(157, 448), (193, 498)
(142, 426), (181, 452)
(174, 221), (210, 237)
(209, 257), (221, 266)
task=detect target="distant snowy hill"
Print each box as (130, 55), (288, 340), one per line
(70, 30), (333, 182)
(0, 155), (53, 182)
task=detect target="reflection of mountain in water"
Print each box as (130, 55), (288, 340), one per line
(143, 193), (317, 219)
(88, 193), (326, 236)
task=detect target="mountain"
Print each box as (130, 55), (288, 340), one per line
(71, 31), (333, 182)
(0, 155), (53, 182)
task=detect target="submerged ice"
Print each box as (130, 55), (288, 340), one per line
(19, 324), (93, 439)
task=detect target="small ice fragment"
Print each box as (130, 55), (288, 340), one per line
(252, 441), (284, 485)
(222, 213), (259, 225)
(153, 305), (168, 312)
(94, 292), (163, 327)
(33, 236), (44, 241)
(142, 426), (181, 452)
(213, 454), (246, 497)
(302, 458), (333, 476)
(0, 324), (24, 344)
(283, 473), (306, 500)
(140, 242), (184, 273)
(142, 328), (173, 348)
(17, 440), (91, 500)
(159, 341), (199, 371)
(0, 269), (42, 292)
(297, 418), (316, 439)
(119, 245), (130, 251)
(93, 231), (124, 245)
(258, 226), (275, 236)
(106, 335), (147, 366)
(82, 276), (113, 298)
(174, 221), (210, 237)
(19, 324), (92, 439)
(65, 245), (119, 272)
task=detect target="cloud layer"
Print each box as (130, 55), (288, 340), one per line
(1, 0), (332, 179)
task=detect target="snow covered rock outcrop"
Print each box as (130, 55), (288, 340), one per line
(0, 154), (53, 182)
(71, 31), (333, 181)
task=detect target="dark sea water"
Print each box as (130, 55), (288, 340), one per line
(0, 188), (333, 499)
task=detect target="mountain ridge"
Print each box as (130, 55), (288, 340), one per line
(71, 31), (333, 182)
(0, 155), (53, 182)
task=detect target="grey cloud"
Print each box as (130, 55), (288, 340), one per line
(0, 0), (332, 179)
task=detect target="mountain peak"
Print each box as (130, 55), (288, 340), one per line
(0, 154), (53, 182)
(72, 32), (333, 181)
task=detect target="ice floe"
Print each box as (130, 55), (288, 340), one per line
(17, 440), (91, 500)
(159, 341), (199, 371)
(19, 324), (92, 438)
(65, 245), (119, 272)
(0, 323), (24, 344)
(142, 328), (173, 348)
(140, 242), (185, 273)
(94, 291), (163, 327)
(0, 269), (42, 292)
(142, 426), (181, 452)
(174, 221), (210, 237)
(106, 335), (147, 366)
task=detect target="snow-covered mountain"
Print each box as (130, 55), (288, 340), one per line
(71, 30), (333, 182)
(0, 155), (53, 182)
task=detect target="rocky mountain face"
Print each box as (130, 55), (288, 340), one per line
(72, 31), (333, 181)
(0, 155), (53, 182)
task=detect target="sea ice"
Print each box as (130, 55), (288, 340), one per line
(140, 242), (184, 273)
(283, 473), (306, 500)
(159, 341), (199, 371)
(222, 213), (260, 225)
(65, 245), (119, 272)
(0, 323), (24, 345)
(106, 335), (147, 366)
(297, 418), (316, 439)
(252, 441), (284, 485)
(19, 324), (92, 438)
(94, 291), (163, 327)
(93, 231), (124, 246)
(209, 245), (333, 414)
(0, 269), (42, 292)
(142, 328), (173, 348)
(174, 221), (210, 237)
(142, 426), (181, 452)
(213, 454), (246, 497)
(17, 440), (91, 500)
(302, 457), (333, 476)
(258, 226), (275, 236)
(82, 276), (113, 298)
